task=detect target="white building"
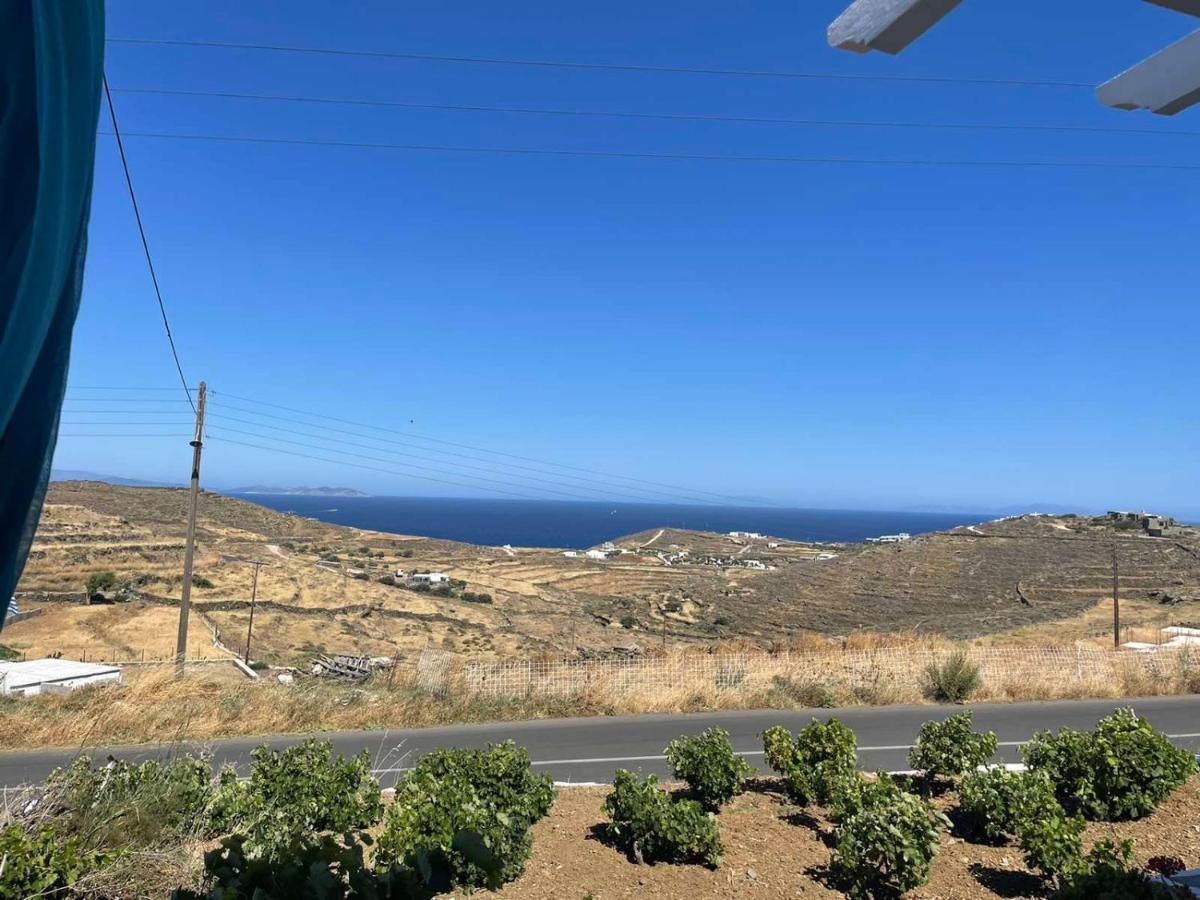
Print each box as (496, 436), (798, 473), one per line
(0, 658), (121, 696)
(867, 532), (912, 544)
(411, 572), (449, 584)
(585, 549), (609, 560)
(561, 551), (578, 558)
(728, 531), (765, 539)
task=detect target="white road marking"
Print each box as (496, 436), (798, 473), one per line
(365, 733), (1200, 775)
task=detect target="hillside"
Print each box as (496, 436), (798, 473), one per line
(6, 483), (1200, 667)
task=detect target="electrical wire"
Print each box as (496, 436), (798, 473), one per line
(203, 407), (731, 505)
(101, 74), (197, 415)
(203, 414), (723, 505)
(208, 391), (767, 505)
(97, 130), (1200, 172)
(110, 86), (1200, 139)
(105, 37), (1092, 88)
(209, 435), (615, 502)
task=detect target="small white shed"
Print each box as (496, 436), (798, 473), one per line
(0, 658), (121, 696)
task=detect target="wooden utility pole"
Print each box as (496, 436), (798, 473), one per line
(244, 560), (262, 665)
(175, 382), (207, 674)
(1112, 546), (1121, 649)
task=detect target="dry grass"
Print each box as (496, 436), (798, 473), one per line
(4, 643), (1200, 750)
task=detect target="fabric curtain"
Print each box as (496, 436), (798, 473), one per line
(0, 1), (105, 626)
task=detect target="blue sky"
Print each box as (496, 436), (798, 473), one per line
(57, 0), (1199, 514)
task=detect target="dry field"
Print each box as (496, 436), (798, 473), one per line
(6, 482), (1200, 673)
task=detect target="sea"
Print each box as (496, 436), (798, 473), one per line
(231, 495), (990, 549)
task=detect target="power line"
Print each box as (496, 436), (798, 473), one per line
(208, 391), (768, 505)
(58, 434), (193, 439)
(98, 130), (1200, 172)
(101, 74), (197, 415)
(67, 385), (194, 391)
(203, 405), (730, 505)
(206, 426), (692, 504)
(203, 413), (721, 505)
(209, 435), (607, 502)
(105, 37), (1092, 88)
(111, 86), (1200, 139)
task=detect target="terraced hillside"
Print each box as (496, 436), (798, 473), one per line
(6, 483), (1200, 666)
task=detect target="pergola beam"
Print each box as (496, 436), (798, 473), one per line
(827, 0), (963, 55)
(1145, 0), (1200, 16)
(1098, 28), (1200, 115)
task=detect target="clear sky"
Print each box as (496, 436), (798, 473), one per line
(56, 0), (1199, 515)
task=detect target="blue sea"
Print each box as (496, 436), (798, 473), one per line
(232, 495), (989, 549)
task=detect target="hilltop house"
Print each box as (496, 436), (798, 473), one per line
(411, 572), (449, 584)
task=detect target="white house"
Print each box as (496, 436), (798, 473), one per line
(0, 658), (121, 696)
(562, 551), (579, 558)
(585, 549), (609, 560)
(411, 572), (449, 584)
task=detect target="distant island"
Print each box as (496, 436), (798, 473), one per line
(229, 485), (369, 497)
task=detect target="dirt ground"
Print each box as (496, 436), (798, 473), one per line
(486, 778), (1200, 900)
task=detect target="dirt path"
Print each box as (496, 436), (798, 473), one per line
(639, 529), (666, 549)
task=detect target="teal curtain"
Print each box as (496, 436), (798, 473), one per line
(0, 1), (105, 626)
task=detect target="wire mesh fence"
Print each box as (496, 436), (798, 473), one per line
(456, 644), (1199, 700)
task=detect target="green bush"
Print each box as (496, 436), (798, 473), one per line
(762, 718), (858, 806)
(1018, 813), (1088, 880)
(921, 649), (982, 702)
(602, 770), (722, 867)
(174, 832), (414, 900)
(376, 742), (555, 890)
(0, 644), (18, 661)
(47, 754), (217, 849)
(665, 727), (753, 810)
(86, 571), (118, 594)
(1053, 839), (1190, 899)
(0, 824), (113, 899)
(218, 739), (384, 853)
(191, 575), (215, 589)
(909, 711), (999, 779)
(1023, 709), (1197, 820)
(958, 767), (1062, 842)
(833, 778), (950, 897)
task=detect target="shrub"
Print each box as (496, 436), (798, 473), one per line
(218, 739), (383, 853)
(378, 574), (396, 586)
(833, 779), (950, 897)
(909, 711), (999, 779)
(958, 767), (1062, 842)
(0, 824), (113, 899)
(0, 644), (20, 661)
(602, 770), (722, 866)
(462, 591), (494, 604)
(86, 571), (118, 594)
(1056, 867), (1191, 900)
(768, 675), (837, 709)
(762, 718), (858, 806)
(191, 575), (215, 589)
(1018, 813), (1088, 880)
(47, 754), (217, 849)
(619, 615), (638, 629)
(376, 742), (555, 890)
(665, 728), (753, 810)
(921, 649), (982, 702)
(1023, 709), (1197, 820)
(1146, 856), (1187, 878)
(175, 832), (414, 900)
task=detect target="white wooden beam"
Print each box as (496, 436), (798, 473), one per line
(828, 0), (964, 55)
(1097, 28), (1200, 115)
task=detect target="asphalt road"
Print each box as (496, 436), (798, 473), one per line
(1, 696), (1198, 788)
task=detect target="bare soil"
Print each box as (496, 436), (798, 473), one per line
(484, 778), (1200, 899)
